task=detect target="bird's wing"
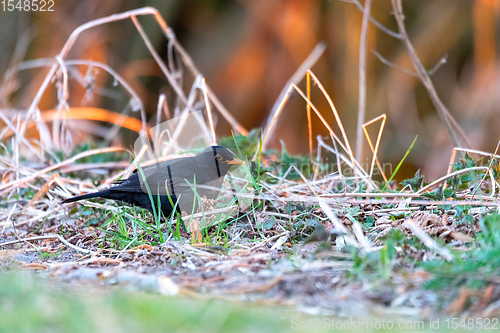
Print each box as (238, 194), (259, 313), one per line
(111, 154), (224, 197)
(113, 157), (186, 185)
(130, 156), (187, 174)
(111, 157), (202, 195)
(111, 172), (192, 196)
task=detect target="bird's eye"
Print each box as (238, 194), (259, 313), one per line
(215, 154), (222, 161)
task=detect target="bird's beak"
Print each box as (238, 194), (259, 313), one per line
(226, 158), (245, 165)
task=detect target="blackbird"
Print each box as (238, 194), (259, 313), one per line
(62, 146), (244, 217)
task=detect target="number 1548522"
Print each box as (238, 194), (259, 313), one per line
(2, 0), (54, 12)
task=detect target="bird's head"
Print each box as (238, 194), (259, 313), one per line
(199, 146), (244, 177)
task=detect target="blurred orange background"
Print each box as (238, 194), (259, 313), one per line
(1, 0), (499, 181)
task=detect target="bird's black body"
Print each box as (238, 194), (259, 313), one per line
(62, 188), (179, 216)
(62, 146), (243, 217)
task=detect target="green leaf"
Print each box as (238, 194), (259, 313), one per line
(85, 217), (100, 227)
(421, 187), (443, 201)
(262, 216), (276, 230)
(443, 188), (455, 199)
(365, 216), (375, 228)
(460, 214), (474, 225)
(400, 169), (424, 192)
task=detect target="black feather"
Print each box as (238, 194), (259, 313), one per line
(61, 146), (243, 218)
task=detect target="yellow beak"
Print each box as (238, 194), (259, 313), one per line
(226, 158), (245, 165)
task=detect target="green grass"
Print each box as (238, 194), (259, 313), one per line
(0, 271), (472, 333)
(0, 271), (292, 333)
(382, 135), (418, 191)
(423, 212), (500, 290)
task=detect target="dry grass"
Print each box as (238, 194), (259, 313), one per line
(1, 4), (500, 320)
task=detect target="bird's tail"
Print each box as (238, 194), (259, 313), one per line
(61, 190), (108, 204)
